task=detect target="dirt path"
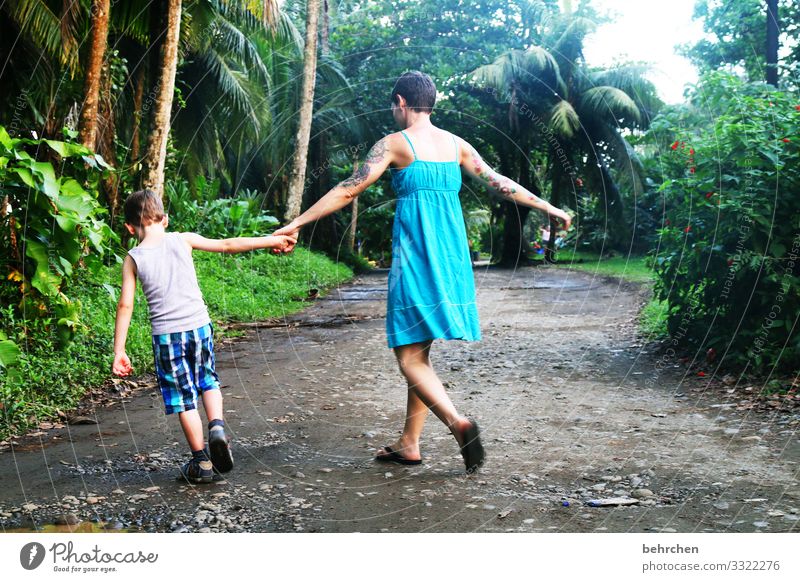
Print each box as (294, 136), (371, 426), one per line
(1, 266), (798, 533)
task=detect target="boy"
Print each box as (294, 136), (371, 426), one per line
(112, 190), (296, 483)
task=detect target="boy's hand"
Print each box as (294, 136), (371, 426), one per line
(112, 352), (133, 377)
(269, 234), (297, 254)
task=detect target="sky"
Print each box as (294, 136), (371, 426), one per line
(582, 0), (708, 104)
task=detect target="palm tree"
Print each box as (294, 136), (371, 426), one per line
(78, 0), (111, 149)
(284, 0), (321, 223)
(141, 0), (182, 197)
(471, 6), (660, 262)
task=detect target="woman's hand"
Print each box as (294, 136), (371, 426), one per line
(273, 221), (301, 242)
(549, 208), (572, 231)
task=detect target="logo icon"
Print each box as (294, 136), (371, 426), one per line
(20, 542), (46, 570)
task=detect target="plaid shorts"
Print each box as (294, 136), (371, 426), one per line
(151, 323), (220, 415)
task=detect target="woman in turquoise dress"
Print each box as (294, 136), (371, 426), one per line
(275, 72), (571, 472)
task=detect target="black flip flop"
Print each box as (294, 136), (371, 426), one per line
(460, 419), (485, 473)
(375, 446), (422, 466)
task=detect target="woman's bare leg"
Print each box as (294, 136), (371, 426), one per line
(377, 340), (472, 460)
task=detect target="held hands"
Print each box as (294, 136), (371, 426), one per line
(273, 221), (301, 241)
(268, 234), (298, 254)
(271, 222), (301, 254)
(112, 352), (132, 377)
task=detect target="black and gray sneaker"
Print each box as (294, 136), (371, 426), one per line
(179, 457), (214, 484)
(209, 426), (234, 473)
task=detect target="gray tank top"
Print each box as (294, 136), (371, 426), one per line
(128, 232), (211, 335)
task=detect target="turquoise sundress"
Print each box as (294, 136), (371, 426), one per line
(385, 130), (481, 348)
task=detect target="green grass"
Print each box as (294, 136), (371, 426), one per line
(0, 247), (352, 438)
(548, 250), (655, 283)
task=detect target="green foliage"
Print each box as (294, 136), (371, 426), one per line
(681, 0), (800, 86)
(647, 73), (800, 373)
(165, 179), (278, 238)
(0, 248), (352, 438)
(0, 125), (116, 357)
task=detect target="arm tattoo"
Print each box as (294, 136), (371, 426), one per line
(470, 148), (543, 204)
(337, 138), (387, 193)
(340, 163), (370, 190)
(365, 138), (387, 164)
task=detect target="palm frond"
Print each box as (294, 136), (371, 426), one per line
(5, 0), (80, 72)
(548, 99), (580, 139)
(579, 86), (641, 126)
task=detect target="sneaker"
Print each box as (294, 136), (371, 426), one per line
(209, 427), (234, 473)
(179, 457), (214, 484)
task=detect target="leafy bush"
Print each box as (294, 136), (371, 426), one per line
(0, 126), (116, 349)
(165, 178), (278, 238)
(647, 73), (800, 373)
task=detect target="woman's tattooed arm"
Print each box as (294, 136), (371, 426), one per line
(339, 138), (388, 196)
(460, 140), (572, 229)
(275, 137), (395, 235)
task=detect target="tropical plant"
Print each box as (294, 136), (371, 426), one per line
(471, 4), (661, 262)
(0, 125), (116, 347)
(647, 72), (800, 373)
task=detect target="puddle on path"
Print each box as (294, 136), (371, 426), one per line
(5, 521), (135, 533)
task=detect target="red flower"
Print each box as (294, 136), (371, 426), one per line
(727, 258), (734, 266)
(705, 192), (714, 199)
(576, 178), (583, 187)
(783, 138), (790, 143)
(689, 148), (695, 155)
(689, 167), (696, 174)
(698, 371), (706, 377)
(670, 141), (679, 150)
(796, 105), (800, 111)
(685, 226), (691, 233)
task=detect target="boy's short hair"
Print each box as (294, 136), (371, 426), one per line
(124, 190), (165, 226)
(391, 71), (437, 113)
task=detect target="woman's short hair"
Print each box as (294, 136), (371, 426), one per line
(391, 71), (437, 113)
(124, 189), (165, 226)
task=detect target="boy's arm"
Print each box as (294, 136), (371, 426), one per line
(458, 138), (572, 229)
(112, 256), (137, 376)
(181, 233), (297, 254)
(273, 136), (395, 239)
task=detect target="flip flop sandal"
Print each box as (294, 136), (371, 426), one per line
(460, 419), (485, 473)
(375, 446), (422, 466)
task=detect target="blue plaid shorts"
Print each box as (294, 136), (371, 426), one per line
(151, 323), (221, 415)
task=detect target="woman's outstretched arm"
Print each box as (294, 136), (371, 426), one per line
(273, 137), (395, 239)
(458, 138), (572, 229)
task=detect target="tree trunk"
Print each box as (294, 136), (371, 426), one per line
(545, 162), (562, 263)
(597, 162), (625, 251)
(766, 0), (779, 86)
(348, 155), (358, 253)
(321, 0), (330, 55)
(500, 148), (534, 267)
(141, 0), (182, 198)
(130, 65), (146, 163)
(78, 0), (111, 150)
(284, 0), (320, 222)
(98, 59), (120, 219)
